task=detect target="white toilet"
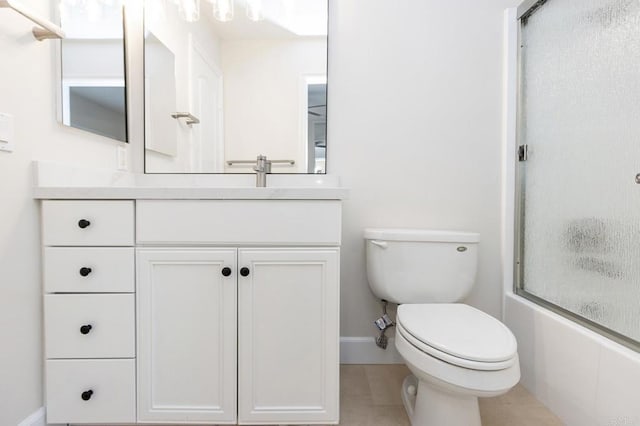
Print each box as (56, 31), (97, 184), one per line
(364, 229), (520, 426)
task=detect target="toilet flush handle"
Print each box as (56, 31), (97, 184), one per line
(370, 240), (388, 249)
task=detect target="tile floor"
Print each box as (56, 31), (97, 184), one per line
(339, 364), (564, 426)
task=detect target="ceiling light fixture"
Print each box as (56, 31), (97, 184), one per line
(245, 0), (263, 22)
(178, 0), (200, 22)
(212, 0), (233, 22)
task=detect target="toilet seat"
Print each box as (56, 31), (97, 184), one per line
(396, 304), (518, 371)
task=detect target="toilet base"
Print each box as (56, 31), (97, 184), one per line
(401, 374), (481, 426)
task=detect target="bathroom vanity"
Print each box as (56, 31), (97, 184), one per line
(35, 163), (347, 425)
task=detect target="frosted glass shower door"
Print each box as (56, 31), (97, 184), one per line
(518, 0), (640, 345)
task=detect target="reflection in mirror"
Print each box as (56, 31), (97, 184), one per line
(307, 80), (326, 173)
(144, 0), (328, 174)
(59, 0), (128, 143)
(145, 33), (178, 156)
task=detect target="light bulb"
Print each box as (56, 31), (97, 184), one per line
(86, 0), (103, 22)
(213, 0), (233, 22)
(246, 0), (263, 21)
(179, 0), (200, 22)
(280, 0), (293, 19)
(147, 0), (167, 23)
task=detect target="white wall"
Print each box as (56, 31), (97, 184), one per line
(329, 0), (521, 339)
(0, 2), (126, 424)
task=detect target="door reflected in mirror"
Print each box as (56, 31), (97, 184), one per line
(59, 0), (128, 143)
(144, 0), (328, 174)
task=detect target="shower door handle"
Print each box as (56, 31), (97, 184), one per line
(635, 173), (640, 184)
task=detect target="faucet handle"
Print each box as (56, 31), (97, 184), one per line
(254, 155), (271, 187)
(254, 155), (272, 172)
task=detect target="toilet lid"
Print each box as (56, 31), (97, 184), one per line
(397, 304), (517, 363)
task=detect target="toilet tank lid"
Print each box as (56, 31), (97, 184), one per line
(364, 228), (480, 243)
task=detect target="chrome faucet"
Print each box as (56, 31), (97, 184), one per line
(253, 155), (272, 187)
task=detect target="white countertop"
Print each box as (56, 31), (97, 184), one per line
(33, 162), (349, 200)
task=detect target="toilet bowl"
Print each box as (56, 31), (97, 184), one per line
(395, 304), (520, 426)
(364, 228), (520, 426)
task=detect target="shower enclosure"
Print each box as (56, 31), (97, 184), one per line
(515, 0), (640, 350)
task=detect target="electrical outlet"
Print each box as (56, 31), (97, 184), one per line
(0, 113), (15, 153)
(117, 145), (127, 170)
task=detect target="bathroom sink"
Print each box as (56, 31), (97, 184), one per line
(32, 161), (349, 200)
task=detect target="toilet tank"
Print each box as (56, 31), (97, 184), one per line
(364, 229), (480, 304)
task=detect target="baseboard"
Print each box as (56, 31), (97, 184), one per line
(17, 407), (45, 426)
(340, 336), (404, 364)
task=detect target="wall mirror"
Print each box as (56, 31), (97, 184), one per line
(59, 0), (128, 143)
(144, 0), (328, 174)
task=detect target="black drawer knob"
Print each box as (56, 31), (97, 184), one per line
(81, 390), (93, 401)
(221, 267), (232, 277)
(80, 324), (93, 335)
(240, 267), (250, 277)
(78, 219), (91, 229)
(79, 267), (92, 277)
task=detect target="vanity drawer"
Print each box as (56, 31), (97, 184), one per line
(136, 200), (342, 245)
(44, 247), (134, 293)
(46, 359), (135, 424)
(45, 294), (135, 359)
(42, 200), (134, 246)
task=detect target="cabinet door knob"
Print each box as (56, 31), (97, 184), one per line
(78, 219), (91, 229)
(81, 390), (93, 401)
(240, 267), (250, 277)
(80, 324), (93, 335)
(221, 267), (232, 277)
(79, 267), (92, 277)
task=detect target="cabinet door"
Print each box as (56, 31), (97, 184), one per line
(137, 249), (237, 423)
(238, 248), (339, 424)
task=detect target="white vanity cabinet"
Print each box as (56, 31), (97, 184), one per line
(136, 248), (238, 423)
(41, 200), (136, 425)
(237, 248), (339, 424)
(40, 197), (342, 425)
(135, 200), (341, 425)
(136, 247), (339, 424)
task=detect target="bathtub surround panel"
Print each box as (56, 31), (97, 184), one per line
(505, 295), (640, 426)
